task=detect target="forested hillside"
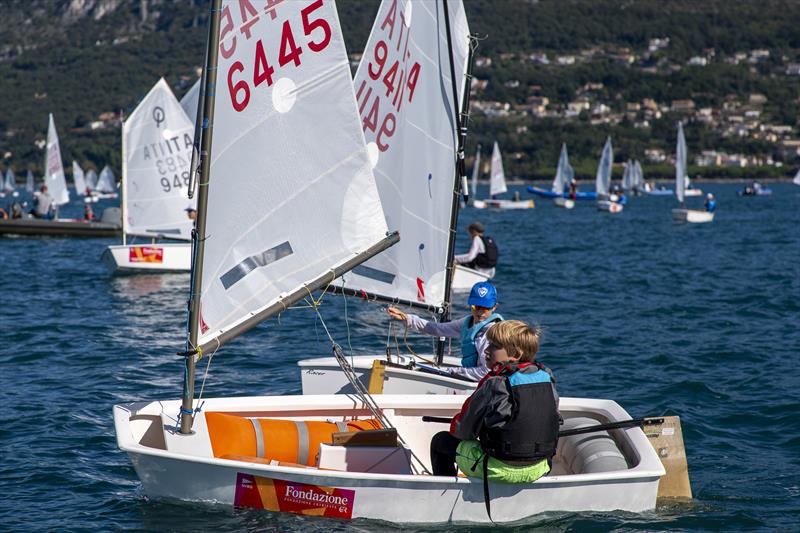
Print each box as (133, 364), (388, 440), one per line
(1, 0), (798, 179)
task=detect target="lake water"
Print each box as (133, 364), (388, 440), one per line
(1, 182), (798, 531)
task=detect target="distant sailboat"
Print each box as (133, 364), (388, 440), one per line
(473, 142), (534, 208)
(595, 137), (623, 213)
(2, 168), (17, 197)
(180, 77), (201, 128)
(672, 122), (713, 223)
(25, 170), (34, 193)
(93, 165), (118, 199)
(44, 114), (70, 207)
(552, 143), (575, 209)
(794, 169), (800, 186)
(72, 161), (87, 196)
(85, 169), (98, 191)
(470, 144), (481, 199)
(101, 78), (195, 273)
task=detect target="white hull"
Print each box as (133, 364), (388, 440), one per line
(299, 355), (476, 395)
(597, 200), (623, 213)
(671, 208), (714, 224)
(553, 197), (574, 209)
(90, 192), (119, 200)
(683, 188), (702, 197)
(452, 265), (491, 292)
(101, 242), (191, 273)
(114, 394), (664, 524)
(473, 198), (534, 209)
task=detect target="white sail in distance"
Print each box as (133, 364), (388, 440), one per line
(85, 169), (98, 191)
(471, 145), (481, 198)
(3, 169), (15, 192)
(793, 168), (800, 186)
(552, 143), (573, 194)
(123, 78), (195, 240)
(180, 77), (201, 129)
(44, 114), (69, 205)
(595, 137), (613, 197)
(676, 122), (687, 203)
(197, 0), (389, 347)
(72, 161), (87, 195)
(489, 141), (508, 196)
(336, 0), (470, 309)
(96, 165), (116, 193)
(25, 170), (34, 192)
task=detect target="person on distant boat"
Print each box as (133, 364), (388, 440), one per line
(455, 222), (498, 279)
(568, 178), (577, 200)
(512, 190), (521, 202)
(0, 206), (7, 220)
(705, 193), (716, 212)
(31, 185), (54, 219)
(429, 319), (559, 484)
(185, 205), (197, 222)
(387, 281), (503, 381)
(83, 204), (96, 221)
(10, 202), (23, 219)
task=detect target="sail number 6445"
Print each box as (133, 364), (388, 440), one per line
(223, 0), (332, 113)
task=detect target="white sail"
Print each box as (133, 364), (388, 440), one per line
(123, 78), (195, 240)
(180, 77), (201, 128)
(44, 114), (69, 205)
(72, 161), (87, 195)
(85, 169), (98, 191)
(198, 0), (389, 347)
(633, 160), (644, 189)
(794, 168), (800, 186)
(96, 165), (116, 193)
(25, 170), (34, 192)
(552, 143), (573, 194)
(595, 137), (613, 197)
(675, 122), (687, 203)
(3, 169), (15, 192)
(621, 159), (632, 190)
(489, 141), (507, 196)
(336, 0), (470, 308)
(471, 145), (481, 198)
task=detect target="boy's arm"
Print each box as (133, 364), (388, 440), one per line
(406, 314), (466, 338)
(452, 378), (511, 440)
(454, 236), (481, 264)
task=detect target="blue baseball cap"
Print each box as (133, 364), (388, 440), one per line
(468, 281), (497, 308)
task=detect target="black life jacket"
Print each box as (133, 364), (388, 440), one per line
(479, 362), (559, 464)
(474, 235), (499, 268)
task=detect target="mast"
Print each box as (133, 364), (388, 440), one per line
(438, 0), (477, 364)
(120, 109), (127, 246)
(179, 0), (221, 435)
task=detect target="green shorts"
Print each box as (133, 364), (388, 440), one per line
(455, 440), (550, 484)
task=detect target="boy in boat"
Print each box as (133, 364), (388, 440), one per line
(31, 184), (54, 219)
(454, 222), (498, 279)
(386, 281), (502, 381)
(429, 319), (559, 483)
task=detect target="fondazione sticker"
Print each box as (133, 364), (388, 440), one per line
(234, 473), (355, 519)
(129, 246), (164, 263)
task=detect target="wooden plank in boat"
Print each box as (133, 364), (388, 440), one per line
(332, 428), (398, 447)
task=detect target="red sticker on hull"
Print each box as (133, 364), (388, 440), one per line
(129, 246), (164, 263)
(234, 473), (355, 519)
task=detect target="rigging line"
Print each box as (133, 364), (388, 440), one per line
(195, 340), (220, 409)
(311, 308), (430, 475)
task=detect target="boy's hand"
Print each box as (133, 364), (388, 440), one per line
(387, 306), (408, 322)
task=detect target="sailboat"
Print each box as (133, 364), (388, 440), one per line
(113, 1), (673, 523)
(552, 143), (575, 208)
(180, 77), (201, 127)
(0, 114), (120, 237)
(793, 168), (800, 186)
(92, 165), (119, 200)
(72, 161), (88, 197)
(101, 78), (196, 273)
(470, 145), (481, 200)
(672, 122), (713, 223)
(25, 170), (34, 193)
(595, 137), (623, 213)
(2, 168), (17, 197)
(85, 169), (98, 192)
(473, 142), (534, 208)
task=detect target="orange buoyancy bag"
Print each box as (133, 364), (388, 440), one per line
(205, 412), (382, 466)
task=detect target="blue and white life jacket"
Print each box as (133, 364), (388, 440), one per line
(459, 313), (503, 367)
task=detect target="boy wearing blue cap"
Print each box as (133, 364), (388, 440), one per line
(387, 281), (503, 381)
